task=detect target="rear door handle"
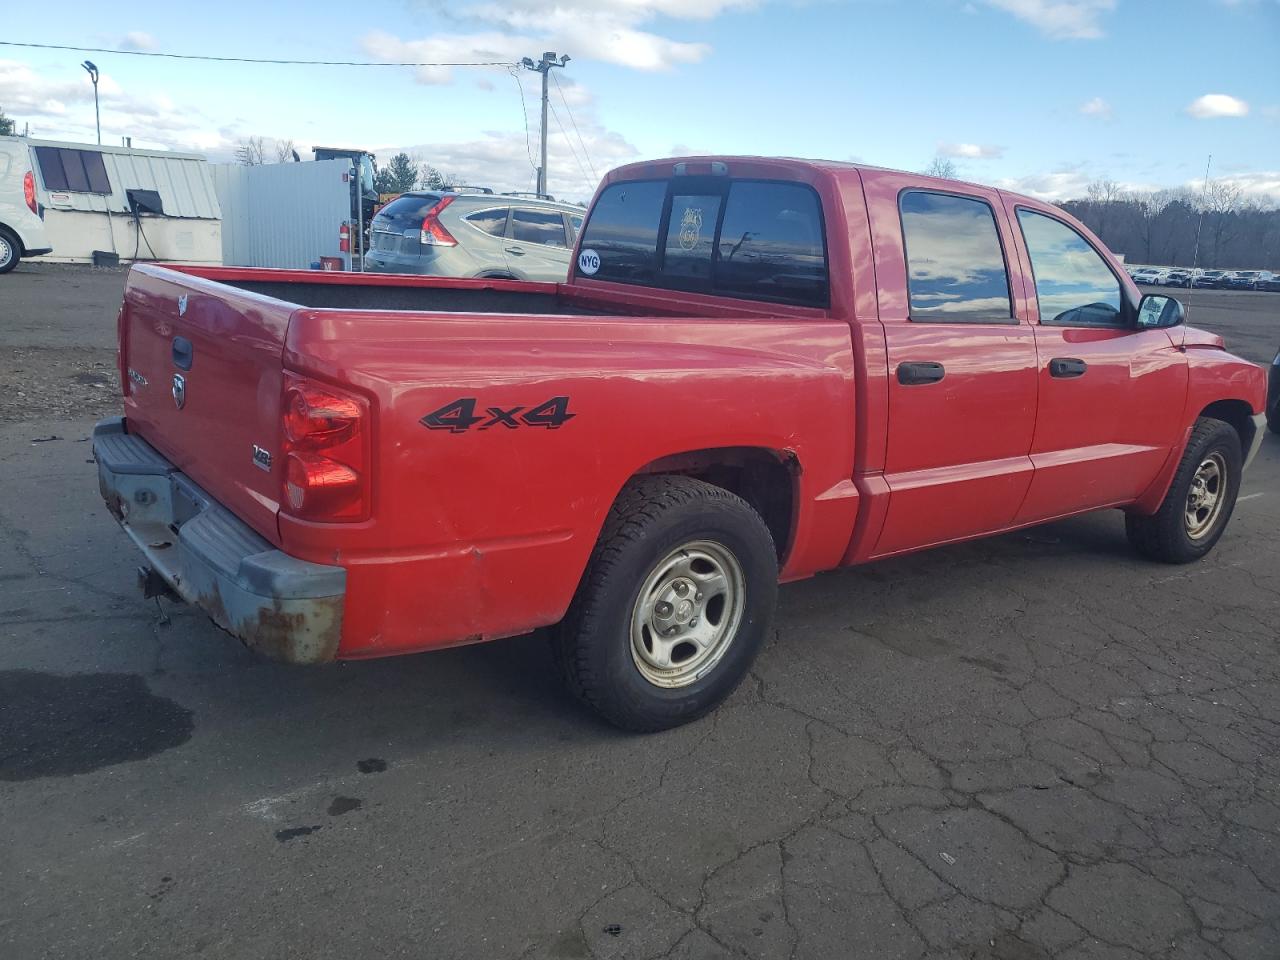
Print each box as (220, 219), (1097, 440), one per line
(504, 246), (526, 256)
(897, 361), (945, 385)
(1049, 357), (1087, 378)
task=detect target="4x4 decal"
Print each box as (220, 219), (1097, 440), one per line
(421, 396), (575, 433)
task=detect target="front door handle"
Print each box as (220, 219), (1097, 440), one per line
(1049, 357), (1087, 378)
(504, 246), (526, 256)
(897, 361), (945, 385)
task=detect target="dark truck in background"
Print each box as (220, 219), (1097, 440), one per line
(94, 156), (1267, 731)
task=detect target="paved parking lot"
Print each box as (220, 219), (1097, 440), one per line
(2, 264), (1279, 959)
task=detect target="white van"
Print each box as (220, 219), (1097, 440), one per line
(0, 136), (53, 273)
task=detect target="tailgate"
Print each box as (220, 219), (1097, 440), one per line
(119, 265), (292, 546)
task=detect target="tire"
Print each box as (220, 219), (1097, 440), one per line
(1125, 418), (1242, 564)
(0, 228), (20, 275)
(554, 476), (778, 732)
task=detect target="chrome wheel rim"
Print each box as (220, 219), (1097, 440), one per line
(1185, 452), (1228, 540)
(630, 540), (746, 689)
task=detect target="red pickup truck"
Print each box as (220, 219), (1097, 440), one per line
(95, 157), (1268, 731)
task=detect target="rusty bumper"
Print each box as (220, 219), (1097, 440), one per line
(93, 417), (345, 664)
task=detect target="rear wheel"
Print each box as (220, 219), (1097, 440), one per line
(1125, 418), (1242, 563)
(0, 228), (20, 274)
(554, 476), (778, 732)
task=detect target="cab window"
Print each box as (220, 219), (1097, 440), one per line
(1017, 209), (1122, 327)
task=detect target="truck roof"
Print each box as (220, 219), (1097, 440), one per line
(603, 155), (1046, 209)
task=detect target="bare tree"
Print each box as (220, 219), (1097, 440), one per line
(1201, 180), (1244, 264)
(1133, 189), (1173, 263)
(923, 157), (957, 179)
(274, 139), (297, 163)
(234, 136), (268, 166)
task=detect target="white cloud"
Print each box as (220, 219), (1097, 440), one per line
(1185, 94), (1250, 119)
(119, 32), (158, 52)
(0, 59), (227, 152)
(938, 142), (1004, 159)
(982, 0), (1115, 39)
(361, 0), (759, 80)
(1079, 96), (1111, 118)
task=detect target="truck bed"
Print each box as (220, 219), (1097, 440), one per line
(176, 266), (612, 315)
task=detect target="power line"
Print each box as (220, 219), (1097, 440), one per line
(507, 66), (539, 181)
(551, 72), (597, 183)
(546, 97), (596, 193)
(0, 40), (515, 68)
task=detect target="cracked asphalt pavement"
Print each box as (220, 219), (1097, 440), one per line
(2, 265), (1279, 959)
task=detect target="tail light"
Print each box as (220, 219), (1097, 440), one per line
(420, 196), (457, 247)
(280, 374), (370, 522)
(23, 170), (37, 215)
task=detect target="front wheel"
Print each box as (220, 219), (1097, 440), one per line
(554, 476), (778, 732)
(1125, 418), (1242, 563)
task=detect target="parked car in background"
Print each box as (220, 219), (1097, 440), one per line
(0, 136), (53, 274)
(365, 190), (584, 281)
(1132, 268), (1168, 285)
(1257, 273), (1280, 292)
(1164, 270), (1192, 288)
(1227, 271), (1266, 290)
(1193, 270), (1228, 288)
(92, 155), (1268, 730)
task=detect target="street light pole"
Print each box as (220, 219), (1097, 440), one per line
(520, 52), (570, 199)
(81, 60), (100, 145)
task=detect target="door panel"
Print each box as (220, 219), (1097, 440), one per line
(876, 323), (1038, 554)
(1016, 326), (1187, 522)
(504, 208), (573, 281)
(861, 172), (1039, 558)
(1002, 201), (1189, 523)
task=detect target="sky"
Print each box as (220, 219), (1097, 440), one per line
(1, 0), (1277, 204)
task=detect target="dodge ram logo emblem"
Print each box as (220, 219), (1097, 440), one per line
(172, 373), (186, 409)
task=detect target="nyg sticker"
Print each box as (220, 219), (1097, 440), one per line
(578, 249), (601, 275)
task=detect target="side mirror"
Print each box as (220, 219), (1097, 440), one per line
(1136, 294), (1185, 329)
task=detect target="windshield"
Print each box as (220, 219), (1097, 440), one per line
(359, 156), (375, 193)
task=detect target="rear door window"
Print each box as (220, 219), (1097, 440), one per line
(511, 209), (568, 247)
(575, 177), (828, 306)
(465, 207), (509, 237)
(900, 191), (1013, 323)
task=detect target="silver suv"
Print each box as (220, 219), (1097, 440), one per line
(364, 190), (584, 281)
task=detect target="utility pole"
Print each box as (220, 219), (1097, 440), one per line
(520, 52), (570, 199)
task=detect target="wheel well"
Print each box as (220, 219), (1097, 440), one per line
(634, 447), (797, 563)
(0, 222), (20, 253)
(1199, 399), (1256, 456)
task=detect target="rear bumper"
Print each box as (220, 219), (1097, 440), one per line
(93, 417), (346, 664)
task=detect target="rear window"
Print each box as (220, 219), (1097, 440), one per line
(35, 147), (111, 194)
(574, 178), (829, 307)
(376, 194), (442, 227)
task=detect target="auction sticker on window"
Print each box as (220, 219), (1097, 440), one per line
(578, 249), (601, 275)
